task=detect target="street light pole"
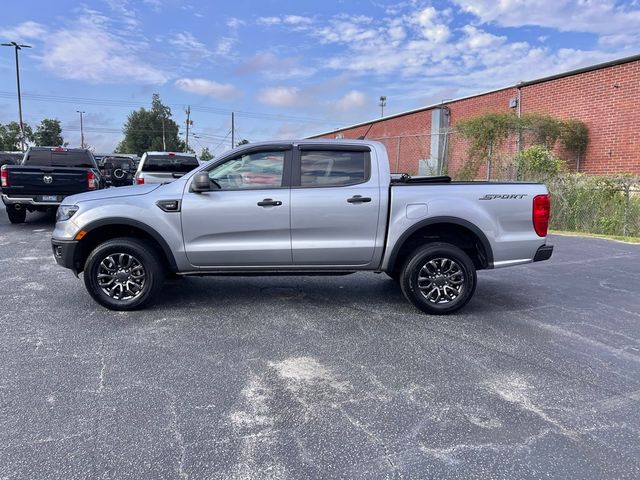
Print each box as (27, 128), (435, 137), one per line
(76, 111), (85, 148)
(2, 42), (32, 152)
(379, 96), (387, 118)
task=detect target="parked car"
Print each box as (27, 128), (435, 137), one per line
(1, 147), (103, 224)
(51, 140), (552, 313)
(0, 151), (24, 168)
(99, 156), (136, 187)
(134, 151), (199, 185)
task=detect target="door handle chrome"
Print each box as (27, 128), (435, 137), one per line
(347, 195), (371, 203)
(257, 198), (282, 207)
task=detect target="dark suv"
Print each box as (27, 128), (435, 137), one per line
(99, 156), (136, 187)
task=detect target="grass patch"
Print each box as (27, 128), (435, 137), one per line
(549, 229), (640, 244)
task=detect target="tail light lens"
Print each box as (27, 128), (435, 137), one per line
(533, 194), (551, 237)
(136, 177), (144, 185)
(87, 171), (97, 190)
(1, 166), (8, 188)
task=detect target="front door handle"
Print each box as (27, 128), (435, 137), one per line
(347, 195), (372, 203)
(257, 198), (283, 207)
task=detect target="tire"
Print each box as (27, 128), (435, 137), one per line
(83, 237), (165, 311)
(6, 207), (26, 224)
(400, 242), (476, 315)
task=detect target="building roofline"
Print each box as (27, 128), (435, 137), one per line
(309, 53), (640, 138)
(517, 53), (640, 87)
(309, 86), (513, 138)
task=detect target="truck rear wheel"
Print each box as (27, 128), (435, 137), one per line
(400, 242), (476, 315)
(6, 207), (26, 224)
(83, 237), (165, 311)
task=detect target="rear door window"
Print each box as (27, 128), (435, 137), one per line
(24, 150), (94, 168)
(299, 150), (368, 187)
(142, 155), (199, 173)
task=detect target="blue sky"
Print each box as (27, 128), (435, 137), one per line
(1, 0), (639, 154)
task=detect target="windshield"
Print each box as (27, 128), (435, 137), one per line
(142, 154), (198, 173)
(24, 150), (95, 168)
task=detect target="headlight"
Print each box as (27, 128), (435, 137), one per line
(56, 205), (79, 222)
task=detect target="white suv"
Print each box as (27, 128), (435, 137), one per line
(134, 151), (199, 185)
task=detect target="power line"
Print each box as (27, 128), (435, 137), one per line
(0, 91), (340, 125)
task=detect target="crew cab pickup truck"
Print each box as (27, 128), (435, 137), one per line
(51, 140), (553, 314)
(2, 147), (102, 224)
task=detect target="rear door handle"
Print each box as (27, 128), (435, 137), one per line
(257, 198), (282, 207)
(347, 195), (371, 203)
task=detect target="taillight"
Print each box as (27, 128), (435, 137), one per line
(533, 194), (551, 237)
(1, 166), (8, 188)
(87, 171), (97, 190)
(136, 177), (145, 185)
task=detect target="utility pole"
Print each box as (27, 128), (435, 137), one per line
(76, 111), (85, 148)
(379, 96), (387, 118)
(185, 106), (191, 152)
(231, 112), (235, 148)
(161, 114), (166, 151)
(2, 41), (32, 152)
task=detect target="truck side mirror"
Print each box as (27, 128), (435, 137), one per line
(192, 172), (211, 193)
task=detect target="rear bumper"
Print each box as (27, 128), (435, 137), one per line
(51, 239), (79, 271)
(2, 194), (62, 207)
(533, 244), (554, 262)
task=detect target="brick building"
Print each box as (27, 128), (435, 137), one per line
(311, 54), (640, 178)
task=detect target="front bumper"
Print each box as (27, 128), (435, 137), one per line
(533, 244), (554, 262)
(51, 239), (79, 271)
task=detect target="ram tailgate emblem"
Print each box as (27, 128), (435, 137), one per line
(479, 194), (527, 200)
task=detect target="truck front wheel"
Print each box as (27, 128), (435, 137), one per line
(6, 206), (26, 224)
(400, 242), (476, 315)
(83, 237), (165, 311)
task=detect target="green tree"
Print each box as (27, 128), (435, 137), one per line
(560, 119), (589, 171)
(0, 121), (33, 150)
(200, 147), (214, 161)
(34, 118), (64, 147)
(116, 94), (185, 155)
(236, 139), (249, 147)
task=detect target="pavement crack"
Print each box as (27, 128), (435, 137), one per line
(169, 401), (188, 480)
(339, 407), (399, 473)
(97, 354), (106, 394)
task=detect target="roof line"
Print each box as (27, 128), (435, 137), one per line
(309, 52), (640, 138)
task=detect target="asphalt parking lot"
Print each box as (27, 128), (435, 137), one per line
(1, 212), (639, 479)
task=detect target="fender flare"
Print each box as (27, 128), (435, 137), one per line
(387, 216), (494, 271)
(79, 217), (179, 271)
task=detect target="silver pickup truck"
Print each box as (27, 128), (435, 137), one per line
(51, 140), (553, 314)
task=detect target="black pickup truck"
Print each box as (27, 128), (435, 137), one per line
(1, 147), (103, 224)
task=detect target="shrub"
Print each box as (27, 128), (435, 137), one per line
(516, 145), (564, 181)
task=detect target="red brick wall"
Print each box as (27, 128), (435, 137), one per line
(313, 59), (640, 176)
(521, 60), (640, 175)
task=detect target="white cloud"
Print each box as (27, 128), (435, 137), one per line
(175, 78), (238, 98)
(170, 32), (211, 57)
(283, 15), (313, 25)
(27, 11), (168, 84)
(257, 86), (304, 107)
(333, 90), (368, 112)
(257, 15), (313, 29)
(451, 0), (640, 35)
(235, 52), (316, 79)
(414, 6), (450, 43)
(257, 16), (282, 26)
(1, 21), (47, 40)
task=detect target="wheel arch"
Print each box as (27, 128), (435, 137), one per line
(73, 218), (178, 273)
(386, 216), (494, 274)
